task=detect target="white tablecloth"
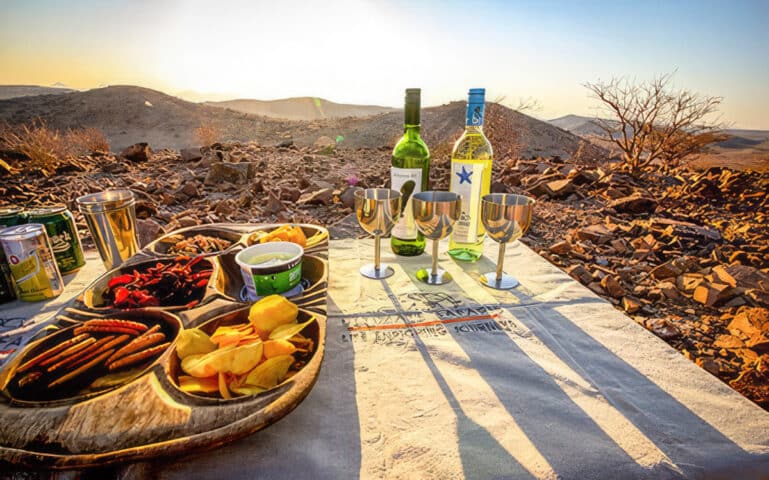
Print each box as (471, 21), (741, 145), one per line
(2, 240), (769, 479)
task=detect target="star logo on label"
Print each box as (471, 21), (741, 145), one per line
(456, 165), (473, 185)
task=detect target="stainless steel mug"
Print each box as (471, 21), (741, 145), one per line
(76, 189), (139, 270)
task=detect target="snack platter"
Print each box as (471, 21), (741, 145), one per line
(0, 223), (328, 469)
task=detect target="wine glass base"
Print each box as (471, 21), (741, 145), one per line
(415, 268), (452, 285)
(360, 263), (394, 279)
(481, 272), (519, 290)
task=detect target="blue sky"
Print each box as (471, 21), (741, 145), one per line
(1, 0), (767, 128)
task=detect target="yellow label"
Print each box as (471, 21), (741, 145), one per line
(9, 254), (38, 280)
(9, 253), (54, 301)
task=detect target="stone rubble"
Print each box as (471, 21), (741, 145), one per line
(1, 141), (768, 408)
(496, 158), (769, 408)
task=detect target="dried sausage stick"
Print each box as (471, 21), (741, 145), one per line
(17, 334), (90, 373)
(108, 342), (170, 371)
(48, 349), (115, 389)
(83, 319), (148, 332)
(47, 335), (116, 373)
(39, 337), (96, 367)
(106, 332), (166, 366)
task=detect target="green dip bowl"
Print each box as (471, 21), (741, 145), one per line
(235, 241), (303, 300)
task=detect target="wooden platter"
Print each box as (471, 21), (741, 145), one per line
(0, 223), (328, 469)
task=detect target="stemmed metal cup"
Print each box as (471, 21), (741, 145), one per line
(354, 188), (402, 279)
(412, 191), (462, 285)
(480, 194), (535, 289)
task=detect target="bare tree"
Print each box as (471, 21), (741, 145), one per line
(656, 129), (729, 172)
(585, 72), (723, 175)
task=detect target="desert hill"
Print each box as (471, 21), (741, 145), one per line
(206, 97), (397, 121)
(0, 84), (75, 100)
(549, 114), (608, 137)
(0, 85), (293, 151)
(0, 85), (601, 159)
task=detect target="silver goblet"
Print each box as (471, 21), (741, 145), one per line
(480, 194), (535, 289)
(412, 191), (462, 285)
(354, 188), (402, 279)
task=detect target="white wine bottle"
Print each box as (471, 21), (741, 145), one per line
(448, 88), (493, 262)
(391, 88), (430, 256)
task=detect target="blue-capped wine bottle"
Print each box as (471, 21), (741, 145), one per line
(448, 88), (493, 261)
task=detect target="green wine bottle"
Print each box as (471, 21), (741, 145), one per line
(391, 88), (430, 256)
(448, 88), (493, 262)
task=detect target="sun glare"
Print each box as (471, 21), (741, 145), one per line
(147, 0), (428, 105)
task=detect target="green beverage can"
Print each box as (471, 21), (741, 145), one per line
(0, 206), (26, 228)
(0, 224), (63, 301)
(26, 206), (86, 274)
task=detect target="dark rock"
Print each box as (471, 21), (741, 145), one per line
(650, 217), (722, 242)
(601, 275), (625, 298)
(136, 218), (164, 247)
(176, 216), (198, 228)
(544, 178), (576, 198)
(264, 191), (285, 214)
(648, 318), (680, 340)
(566, 264), (592, 285)
(340, 187), (361, 209)
(298, 188), (334, 206)
(280, 186), (301, 203)
(199, 149), (227, 167)
(608, 193), (658, 214)
(548, 240), (572, 255)
(621, 296), (642, 314)
(574, 224), (613, 244)
(179, 182), (201, 198)
(134, 200), (157, 220)
(120, 143), (151, 162)
(180, 146), (202, 162)
(205, 162), (256, 185)
(491, 181), (509, 193)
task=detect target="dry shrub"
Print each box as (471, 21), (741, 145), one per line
(194, 123), (220, 146)
(0, 120), (110, 174)
(66, 127), (110, 154)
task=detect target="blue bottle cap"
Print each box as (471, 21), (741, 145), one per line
(468, 88), (485, 103)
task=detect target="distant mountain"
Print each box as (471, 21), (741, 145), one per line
(205, 97), (398, 121)
(0, 85), (603, 159)
(549, 114), (769, 149)
(0, 84), (75, 100)
(721, 129), (769, 145)
(549, 114), (616, 137)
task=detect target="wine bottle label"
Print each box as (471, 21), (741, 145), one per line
(450, 161), (482, 243)
(466, 102), (485, 127)
(466, 88), (485, 126)
(391, 166), (422, 240)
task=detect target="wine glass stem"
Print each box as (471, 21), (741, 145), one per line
(496, 241), (506, 282)
(374, 234), (381, 271)
(431, 239), (439, 277)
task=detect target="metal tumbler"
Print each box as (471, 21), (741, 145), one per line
(76, 189), (139, 270)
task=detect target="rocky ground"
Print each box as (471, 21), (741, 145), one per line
(1, 140), (768, 409)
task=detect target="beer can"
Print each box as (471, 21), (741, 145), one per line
(0, 245), (16, 304)
(26, 206), (86, 275)
(0, 224), (63, 301)
(0, 206), (26, 228)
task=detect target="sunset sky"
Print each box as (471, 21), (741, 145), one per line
(1, 0), (767, 129)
